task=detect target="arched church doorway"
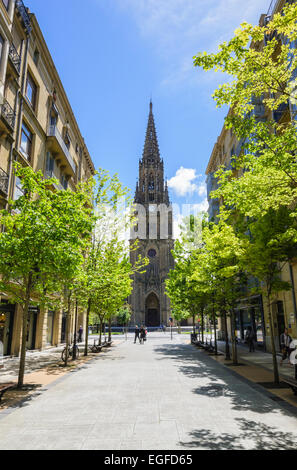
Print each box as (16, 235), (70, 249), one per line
(145, 293), (160, 327)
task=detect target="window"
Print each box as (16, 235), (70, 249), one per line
(46, 152), (54, 176)
(64, 131), (71, 150)
(148, 249), (157, 258)
(25, 73), (37, 109)
(20, 122), (33, 160)
(14, 176), (24, 200)
(60, 173), (68, 190)
(50, 114), (57, 127)
(2, 0), (9, 11)
(33, 49), (39, 66)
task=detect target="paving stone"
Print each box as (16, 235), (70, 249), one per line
(0, 333), (297, 450)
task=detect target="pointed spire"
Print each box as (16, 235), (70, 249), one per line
(142, 101), (160, 163)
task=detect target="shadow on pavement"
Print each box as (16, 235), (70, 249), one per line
(179, 418), (297, 450)
(154, 343), (295, 417)
(0, 384), (43, 411)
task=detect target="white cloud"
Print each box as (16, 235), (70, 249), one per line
(198, 182), (207, 197)
(193, 199), (209, 213)
(113, 0), (269, 89)
(168, 167), (204, 197)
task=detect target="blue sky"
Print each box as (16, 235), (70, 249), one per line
(26, 0), (270, 231)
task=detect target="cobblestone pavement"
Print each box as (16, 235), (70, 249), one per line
(1, 333), (297, 450)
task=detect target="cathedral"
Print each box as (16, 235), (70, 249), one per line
(129, 102), (175, 327)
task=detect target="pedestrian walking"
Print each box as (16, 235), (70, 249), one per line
(280, 327), (292, 366)
(140, 325), (146, 344)
(245, 326), (255, 352)
(78, 325), (83, 343)
(134, 325), (140, 344)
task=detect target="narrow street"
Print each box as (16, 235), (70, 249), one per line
(1, 333), (297, 450)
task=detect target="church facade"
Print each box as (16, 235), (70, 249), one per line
(129, 103), (174, 327)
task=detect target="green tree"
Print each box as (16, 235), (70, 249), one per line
(242, 208), (297, 383)
(0, 165), (93, 387)
(117, 304), (132, 339)
(193, 2), (297, 219)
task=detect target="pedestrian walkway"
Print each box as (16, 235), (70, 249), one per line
(0, 335), (116, 385)
(216, 340), (296, 381)
(1, 333), (297, 450)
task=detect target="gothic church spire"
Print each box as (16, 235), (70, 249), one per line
(142, 101), (161, 163)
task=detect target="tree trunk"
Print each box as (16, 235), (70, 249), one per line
(72, 299), (78, 360)
(213, 312), (218, 356)
(99, 318), (103, 346)
(230, 309), (238, 365)
(267, 292), (279, 384)
(17, 273), (33, 389)
(108, 317), (112, 342)
(201, 309), (204, 344)
(192, 314), (195, 334)
(84, 299), (91, 356)
(64, 293), (71, 367)
(223, 310), (231, 361)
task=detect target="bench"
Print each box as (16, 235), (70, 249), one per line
(204, 343), (215, 353)
(90, 343), (103, 353)
(282, 377), (297, 396)
(0, 383), (15, 403)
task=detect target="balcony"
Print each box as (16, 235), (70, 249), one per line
(44, 170), (65, 191)
(8, 43), (21, 74)
(46, 125), (76, 176)
(0, 168), (9, 197)
(1, 98), (16, 131)
(15, 0), (31, 34)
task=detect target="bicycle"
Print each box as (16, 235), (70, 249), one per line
(61, 343), (80, 363)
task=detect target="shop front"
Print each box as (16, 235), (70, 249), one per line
(235, 295), (266, 349)
(0, 302), (15, 356)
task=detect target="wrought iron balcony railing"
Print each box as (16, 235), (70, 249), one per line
(1, 98), (16, 130)
(15, 0), (31, 34)
(8, 43), (21, 74)
(0, 168), (9, 196)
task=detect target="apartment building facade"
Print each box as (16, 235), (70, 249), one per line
(0, 1), (95, 356)
(206, 0), (297, 352)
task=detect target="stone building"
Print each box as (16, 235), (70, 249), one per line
(0, 1), (95, 356)
(206, 0), (297, 352)
(129, 102), (174, 327)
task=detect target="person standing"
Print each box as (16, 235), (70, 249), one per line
(245, 326), (255, 352)
(78, 325), (83, 343)
(134, 325), (140, 344)
(280, 327), (292, 366)
(140, 326), (146, 344)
